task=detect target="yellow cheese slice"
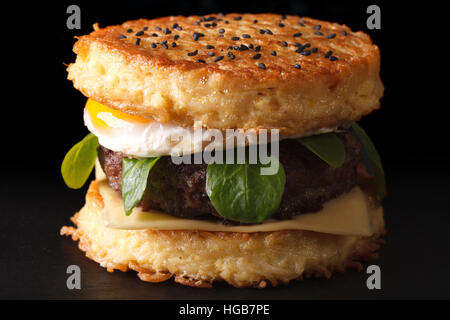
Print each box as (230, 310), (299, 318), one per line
(95, 161), (373, 236)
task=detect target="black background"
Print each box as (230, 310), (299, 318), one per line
(1, 0), (449, 300)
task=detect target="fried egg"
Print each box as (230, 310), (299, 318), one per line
(84, 99), (337, 157)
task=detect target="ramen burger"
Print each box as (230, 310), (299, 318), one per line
(61, 13), (386, 288)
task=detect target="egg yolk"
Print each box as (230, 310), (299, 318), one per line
(86, 99), (151, 129)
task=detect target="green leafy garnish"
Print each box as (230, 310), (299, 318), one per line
(350, 122), (387, 202)
(61, 133), (99, 189)
(121, 157), (160, 215)
(206, 158), (286, 223)
(298, 133), (346, 168)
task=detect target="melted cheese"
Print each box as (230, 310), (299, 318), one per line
(95, 162), (373, 236)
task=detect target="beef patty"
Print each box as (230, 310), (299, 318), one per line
(98, 131), (362, 221)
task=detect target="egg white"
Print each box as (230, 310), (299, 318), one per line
(84, 107), (337, 157)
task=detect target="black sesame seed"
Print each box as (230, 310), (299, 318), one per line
(118, 34), (126, 39)
(127, 28), (133, 33)
(341, 30), (347, 36)
(228, 52), (235, 59)
(297, 21), (305, 27)
(239, 44), (249, 51)
(219, 28), (225, 33)
(294, 42), (302, 47)
(281, 41), (288, 47)
(265, 29), (273, 35)
(325, 50), (333, 58)
(253, 53), (261, 59)
(231, 36), (240, 41)
(135, 38), (141, 45)
(208, 52), (215, 56)
(163, 28), (171, 35)
(225, 20), (229, 24)
(187, 50), (198, 56)
(197, 59), (206, 63)
(174, 35), (180, 40)
(233, 16), (242, 21)
(254, 45), (261, 52)
(227, 46), (233, 50)
(154, 27), (162, 31)
(278, 23), (285, 27)
(293, 64), (301, 69)
(313, 25), (321, 30)
(248, 43), (254, 49)
(193, 32), (204, 41)
(253, 19), (258, 23)
(204, 23), (212, 28)
(135, 31), (144, 36)
(258, 63), (266, 69)
(152, 33), (158, 37)
(143, 27), (149, 31)
(327, 33), (336, 39)
(311, 47), (318, 53)
(171, 42), (177, 47)
(295, 47), (304, 53)
(314, 31), (324, 36)
(271, 50), (277, 56)
(151, 43), (157, 48)
(300, 50), (311, 56)
(242, 34), (251, 38)
(329, 56), (338, 61)
(304, 43), (311, 48)
(212, 22), (217, 27)
(172, 23), (179, 29)
(206, 45), (215, 49)
(259, 29), (266, 34)
(293, 32), (302, 37)
(162, 42), (169, 49)
(214, 56), (224, 62)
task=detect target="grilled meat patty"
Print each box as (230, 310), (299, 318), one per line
(98, 131), (362, 221)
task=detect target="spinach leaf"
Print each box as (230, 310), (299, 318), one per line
(61, 133), (99, 189)
(298, 133), (346, 168)
(350, 122), (387, 202)
(206, 158), (285, 223)
(122, 157), (160, 215)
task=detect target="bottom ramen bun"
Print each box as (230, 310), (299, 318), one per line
(61, 181), (385, 288)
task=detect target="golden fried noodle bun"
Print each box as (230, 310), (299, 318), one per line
(61, 180), (385, 288)
(67, 13), (383, 135)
